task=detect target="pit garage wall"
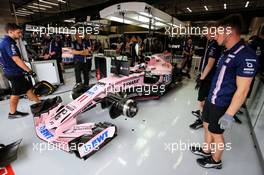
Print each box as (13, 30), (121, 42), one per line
(246, 74), (264, 173)
(0, 24), (6, 39)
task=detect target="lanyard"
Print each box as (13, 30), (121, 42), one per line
(49, 42), (52, 54)
(201, 41), (214, 72)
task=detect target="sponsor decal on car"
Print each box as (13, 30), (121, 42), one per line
(38, 125), (54, 139)
(78, 126), (116, 157)
(124, 79), (140, 86)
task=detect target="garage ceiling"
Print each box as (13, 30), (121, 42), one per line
(2, 0), (264, 24)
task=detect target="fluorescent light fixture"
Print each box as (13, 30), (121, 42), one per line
(129, 15), (149, 23)
(108, 16), (134, 24)
(139, 24), (150, 29)
(16, 14), (27, 17)
(224, 3), (227, 9)
(139, 24), (157, 30)
(140, 16), (149, 23)
(154, 16), (165, 22)
(28, 5), (46, 10)
(245, 1), (249, 7)
(58, 0), (66, 3)
(17, 10), (34, 14)
(64, 18), (75, 23)
(33, 3), (52, 8)
(155, 22), (166, 27)
(39, 0), (58, 6)
(137, 12), (165, 23)
(187, 7), (192, 12)
(139, 12), (152, 17)
(14, 12), (30, 16)
(204, 5), (208, 11)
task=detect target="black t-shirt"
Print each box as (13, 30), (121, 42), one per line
(199, 40), (222, 81)
(183, 44), (194, 58)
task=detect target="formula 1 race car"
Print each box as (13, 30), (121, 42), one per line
(30, 53), (181, 160)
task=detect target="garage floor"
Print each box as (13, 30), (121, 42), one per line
(0, 70), (262, 175)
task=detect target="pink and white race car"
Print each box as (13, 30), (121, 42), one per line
(30, 53), (181, 159)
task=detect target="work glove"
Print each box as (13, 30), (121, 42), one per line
(218, 113), (235, 130)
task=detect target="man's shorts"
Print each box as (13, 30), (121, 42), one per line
(198, 80), (212, 101)
(6, 75), (32, 96)
(202, 100), (228, 134)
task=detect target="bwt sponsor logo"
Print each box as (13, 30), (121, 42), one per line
(39, 126), (54, 139)
(83, 130), (109, 153)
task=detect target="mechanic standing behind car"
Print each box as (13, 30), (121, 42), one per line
(84, 34), (93, 76)
(190, 25), (222, 130)
(181, 37), (195, 78)
(43, 35), (64, 84)
(71, 33), (92, 86)
(0, 23), (40, 119)
(190, 15), (258, 169)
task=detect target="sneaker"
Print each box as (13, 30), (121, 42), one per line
(190, 146), (211, 157)
(191, 110), (201, 118)
(234, 115), (242, 124)
(8, 111), (29, 119)
(196, 157), (222, 169)
(189, 119), (203, 130)
(237, 110), (243, 115)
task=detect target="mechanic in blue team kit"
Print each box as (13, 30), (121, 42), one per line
(190, 25), (222, 130)
(71, 33), (92, 86)
(181, 37), (195, 78)
(0, 23), (40, 119)
(190, 15), (258, 169)
(43, 35), (64, 84)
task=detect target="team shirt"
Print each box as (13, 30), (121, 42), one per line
(0, 35), (24, 76)
(208, 40), (258, 107)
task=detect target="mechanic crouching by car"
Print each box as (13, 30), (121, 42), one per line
(71, 33), (92, 87)
(190, 15), (258, 169)
(0, 23), (40, 119)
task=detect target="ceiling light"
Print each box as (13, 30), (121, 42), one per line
(108, 16), (134, 25)
(16, 14), (27, 17)
(129, 15), (149, 23)
(138, 24), (157, 30)
(245, 1), (249, 8)
(155, 22), (166, 27)
(139, 12), (152, 17)
(28, 5), (46, 10)
(58, 0), (66, 3)
(224, 3), (227, 9)
(17, 10), (34, 14)
(33, 3), (52, 8)
(14, 12), (30, 16)
(204, 6), (208, 11)
(186, 7), (192, 12)
(64, 18), (75, 23)
(39, 0), (58, 6)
